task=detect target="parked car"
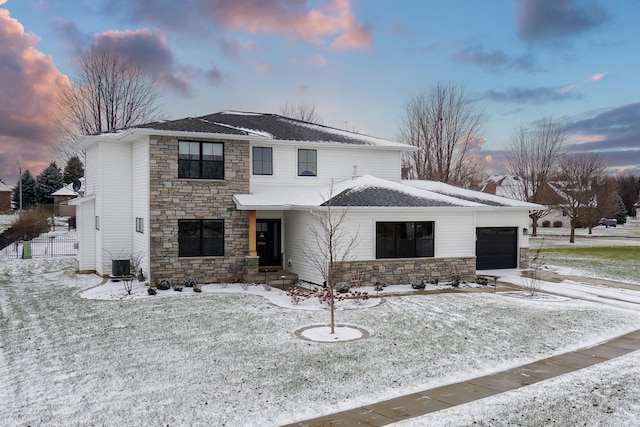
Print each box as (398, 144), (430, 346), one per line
(599, 218), (617, 228)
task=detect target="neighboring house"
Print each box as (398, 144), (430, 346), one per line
(71, 111), (542, 285)
(51, 178), (84, 216)
(0, 180), (11, 213)
(479, 175), (569, 227)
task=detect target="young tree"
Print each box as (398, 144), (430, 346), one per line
(555, 153), (606, 243)
(279, 102), (324, 124)
(579, 177), (617, 234)
(399, 82), (486, 187)
(12, 170), (37, 209)
(505, 117), (566, 236)
(63, 155), (84, 184)
(35, 162), (64, 205)
(303, 182), (359, 334)
(55, 47), (161, 158)
(615, 173), (640, 217)
(614, 193), (629, 224)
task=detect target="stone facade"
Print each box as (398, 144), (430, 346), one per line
(519, 247), (529, 269)
(335, 256), (477, 285)
(148, 135), (251, 284)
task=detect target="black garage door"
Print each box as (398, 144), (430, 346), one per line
(476, 227), (518, 270)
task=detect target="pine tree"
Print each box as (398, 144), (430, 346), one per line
(35, 162), (64, 205)
(63, 156), (84, 184)
(12, 170), (37, 209)
(615, 193), (628, 224)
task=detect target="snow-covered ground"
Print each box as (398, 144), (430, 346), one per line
(2, 222), (640, 426)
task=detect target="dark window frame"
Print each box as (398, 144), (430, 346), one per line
(252, 146), (273, 175)
(376, 221), (434, 259)
(95, 216), (100, 230)
(178, 219), (224, 257)
(297, 149), (317, 177)
(178, 140), (224, 180)
(135, 217), (144, 233)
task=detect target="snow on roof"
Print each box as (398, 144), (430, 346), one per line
(234, 175), (541, 210)
(403, 179), (544, 209)
(0, 180), (11, 192)
(51, 178), (84, 197)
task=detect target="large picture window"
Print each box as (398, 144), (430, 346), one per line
(298, 149), (317, 176)
(178, 219), (224, 257)
(252, 147), (273, 175)
(376, 221), (434, 259)
(179, 141), (224, 179)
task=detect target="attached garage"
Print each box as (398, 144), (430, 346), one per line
(476, 227), (518, 270)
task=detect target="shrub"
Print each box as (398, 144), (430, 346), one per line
(193, 283), (203, 293)
(542, 220), (551, 227)
(7, 208), (50, 240)
(411, 281), (426, 290)
(553, 220), (563, 228)
(182, 276), (197, 288)
(172, 282), (184, 292)
(155, 278), (171, 291)
(335, 282), (351, 293)
(476, 276), (489, 286)
(147, 286), (157, 295)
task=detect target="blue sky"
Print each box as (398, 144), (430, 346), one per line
(1, 0), (639, 184)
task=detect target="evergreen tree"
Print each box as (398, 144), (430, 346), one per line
(35, 162), (64, 205)
(63, 155), (84, 184)
(12, 170), (37, 209)
(615, 193), (628, 224)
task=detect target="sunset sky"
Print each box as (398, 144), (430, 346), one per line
(1, 0), (639, 186)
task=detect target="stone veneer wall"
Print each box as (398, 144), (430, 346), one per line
(335, 257), (476, 285)
(149, 135), (250, 284)
(519, 247), (529, 269)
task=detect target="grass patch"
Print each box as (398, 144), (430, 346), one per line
(536, 245), (640, 283)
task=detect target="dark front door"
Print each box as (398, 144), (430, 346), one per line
(256, 219), (282, 267)
(476, 227), (518, 270)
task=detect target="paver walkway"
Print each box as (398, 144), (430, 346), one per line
(283, 329), (640, 426)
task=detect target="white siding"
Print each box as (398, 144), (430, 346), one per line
(284, 207), (480, 284)
(76, 199), (95, 272)
(250, 144), (402, 189)
(131, 140), (150, 278)
(98, 142), (133, 274)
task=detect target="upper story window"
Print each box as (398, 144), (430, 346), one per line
(253, 147), (273, 175)
(178, 219), (224, 257)
(298, 149), (317, 176)
(376, 221), (434, 259)
(178, 141), (224, 179)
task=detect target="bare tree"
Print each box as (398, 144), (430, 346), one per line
(279, 102), (324, 124)
(505, 117), (566, 236)
(54, 48), (161, 159)
(399, 82), (486, 186)
(303, 181), (359, 334)
(554, 153), (607, 243)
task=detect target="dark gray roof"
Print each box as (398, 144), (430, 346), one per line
(323, 187), (457, 207)
(135, 117), (247, 135)
(430, 191), (506, 207)
(132, 111), (397, 146)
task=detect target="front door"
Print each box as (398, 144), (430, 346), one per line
(256, 219), (282, 267)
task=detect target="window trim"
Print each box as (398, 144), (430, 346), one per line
(297, 149), (317, 177)
(252, 146), (273, 176)
(178, 140), (224, 180)
(135, 217), (144, 233)
(178, 219), (225, 257)
(95, 216), (100, 230)
(375, 221), (434, 259)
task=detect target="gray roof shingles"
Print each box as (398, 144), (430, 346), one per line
(133, 112), (380, 145)
(323, 187), (457, 207)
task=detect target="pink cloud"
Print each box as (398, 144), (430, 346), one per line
(292, 54), (327, 66)
(0, 6), (69, 182)
(567, 135), (605, 142)
(585, 72), (607, 82)
(296, 83), (310, 93)
(205, 0), (371, 49)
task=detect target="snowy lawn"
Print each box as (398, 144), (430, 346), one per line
(3, 258), (640, 426)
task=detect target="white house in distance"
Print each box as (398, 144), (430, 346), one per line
(71, 111), (542, 286)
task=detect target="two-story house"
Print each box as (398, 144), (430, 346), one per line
(71, 111), (542, 286)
